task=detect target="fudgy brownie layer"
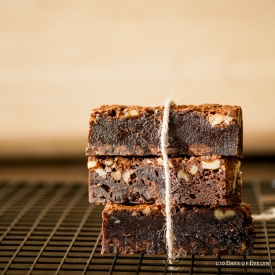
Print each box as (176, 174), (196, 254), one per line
(102, 203), (255, 256)
(86, 104), (243, 157)
(88, 155), (242, 206)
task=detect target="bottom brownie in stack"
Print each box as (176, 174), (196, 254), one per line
(101, 203), (255, 256)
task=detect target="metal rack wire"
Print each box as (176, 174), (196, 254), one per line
(0, 180), (274, 275)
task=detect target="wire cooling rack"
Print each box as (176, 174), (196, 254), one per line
(0, 180), (274, 275)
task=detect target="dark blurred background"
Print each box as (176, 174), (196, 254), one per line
(1, 1), (275, 182)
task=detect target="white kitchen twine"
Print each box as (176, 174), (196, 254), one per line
(253, 208), (275, 221)
(160, 98), (175, 261)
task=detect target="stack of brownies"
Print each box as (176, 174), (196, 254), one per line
(86, 104), (255, 256)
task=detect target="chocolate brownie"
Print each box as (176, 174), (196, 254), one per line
(88, 155), (242, 206)
(101, 203), (255, 256)
(86, 104), (243, 157)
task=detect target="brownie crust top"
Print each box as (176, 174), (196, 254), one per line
(90, 104), (241, 123)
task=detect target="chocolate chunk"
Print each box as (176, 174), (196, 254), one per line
(88, 155), (242, 206)
(86, 104), (243, 157)
(101, 203), (255, 256)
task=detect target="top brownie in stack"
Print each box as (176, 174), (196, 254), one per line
(86, 104), (243, 157)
